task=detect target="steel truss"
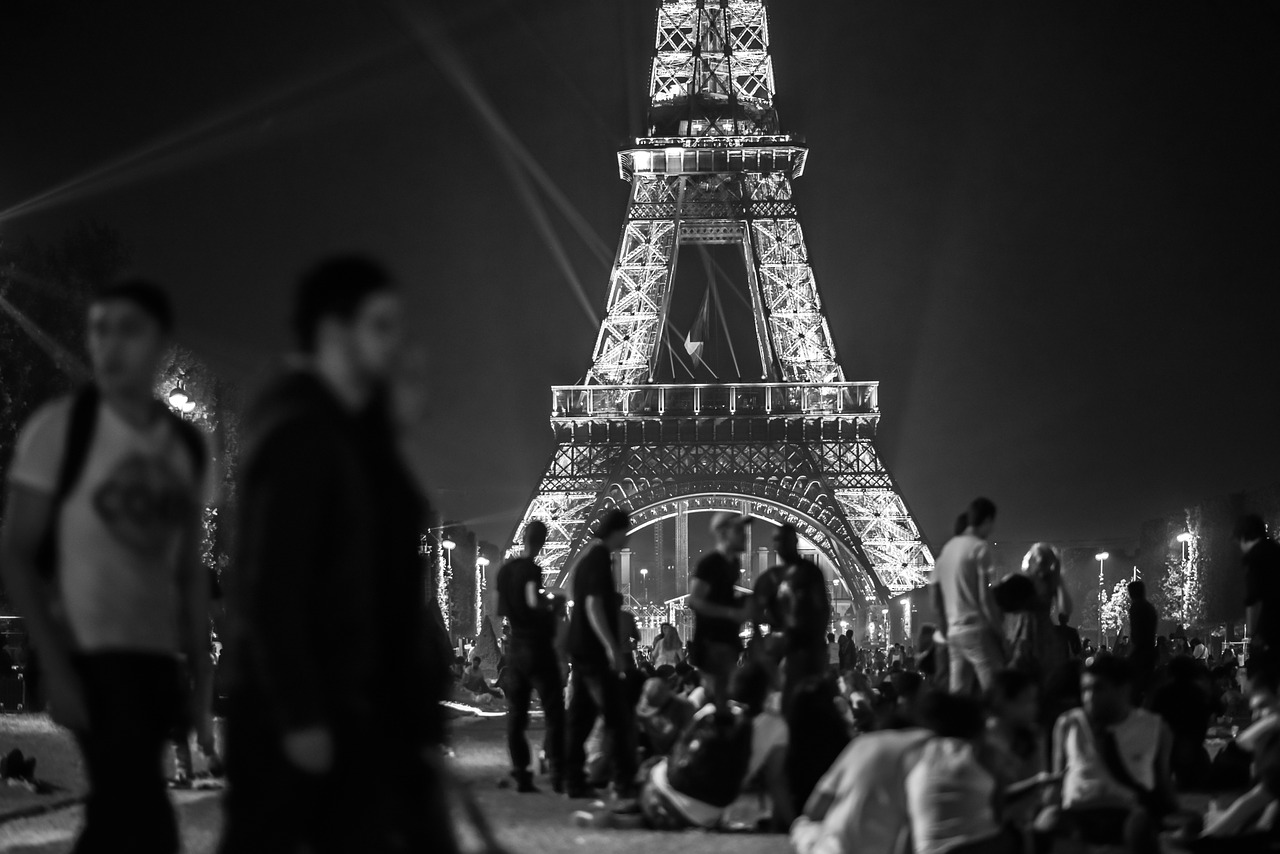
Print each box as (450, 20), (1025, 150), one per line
(512, 0), (933, 601)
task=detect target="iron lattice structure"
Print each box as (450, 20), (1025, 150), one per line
(511, 0), (933, 601)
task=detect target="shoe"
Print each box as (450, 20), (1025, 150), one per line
(550, 776), (565, 795)
(513, 771), (539, 794)
(565, 783), (600, 800)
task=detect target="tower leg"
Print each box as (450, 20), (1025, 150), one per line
(675, 502), (690, 598)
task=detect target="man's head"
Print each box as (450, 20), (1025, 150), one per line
(965, 497), (997, 539)
(470, 657), (480, 668)
(522, 520), (548, 558)
(595, 508), (631, 551)
(711, 512), (750, 554)
(729, 660), (772, 716)
(989, 669), (1038, 727)
(1128, 580), (1146, 601)
(1236, 515), (1268, 552)
(1057, 612), (1070, 626)
(88, 279), (173, 398)
(1081, 656), (1133, 724)
(293, 255), (402, 386)
(917, 691), (987, 741)
(772, 522), (800, 562)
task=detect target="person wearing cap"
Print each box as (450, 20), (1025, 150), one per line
(564, 508), (638, 800)
(689, 512), (753, 708)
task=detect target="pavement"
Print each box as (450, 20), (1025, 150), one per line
(0, 717), (792, 854)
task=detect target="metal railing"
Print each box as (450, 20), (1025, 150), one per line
(551, 381), (878, 419)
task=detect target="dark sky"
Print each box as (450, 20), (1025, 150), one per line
(2, 1), (1275, 555)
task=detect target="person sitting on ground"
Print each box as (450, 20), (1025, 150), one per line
(983, 669), (1047, 827)
(1182, 656), (1280, 844)
(461, 657), (502, 699)
(906, 692), (1024, 854)
(1149, 655), (1215, 789)
(637, 661), (792, 832)
(791, 711), (932, 854)
(635, 677), (695, 759)
(1035, 655), (1177, 854)
(652, 623), (684, 669)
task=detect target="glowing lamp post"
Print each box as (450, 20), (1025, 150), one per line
(1095, 552), (1110, 646)
(640, 567), (649, 602)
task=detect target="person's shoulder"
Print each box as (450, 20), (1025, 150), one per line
(18, 395), (75, 443)
(7, 395), (76, 491)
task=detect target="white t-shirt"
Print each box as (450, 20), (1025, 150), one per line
(905, 738), (999, 854)
(8, 396), (207, 655)
(791, 728), (932, 854)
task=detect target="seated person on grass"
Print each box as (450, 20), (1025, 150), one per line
(461, 657), (503, 699)
(638, 661), (792, 832)
(1035, 655), (1177, 854)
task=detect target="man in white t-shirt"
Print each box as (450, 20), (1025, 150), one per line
(0, 280), (211, 854)
(930, 497), (1006, 695)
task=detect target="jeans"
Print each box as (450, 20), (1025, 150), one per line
(565, 663), (637, 793)
(73, 652), (182, 854)
(947, 623), (1005, 696)
(505, 638), (565, 780)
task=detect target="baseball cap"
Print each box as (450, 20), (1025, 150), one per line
(709, 512), (752, 533)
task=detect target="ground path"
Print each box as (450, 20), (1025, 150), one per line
(0, 717), (790, 853)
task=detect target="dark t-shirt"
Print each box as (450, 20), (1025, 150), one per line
(779, 558), (829, 650)
(496, 557), (550, 643)
(1129, 599), (1158, 656)
(692, 551), (743, 645)
(567, 543), (619, 666)
(1245, 539), (1280, 647)
(753, 566), (786, 631)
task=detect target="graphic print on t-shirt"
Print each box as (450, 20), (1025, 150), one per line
(92, 451), (194, 557)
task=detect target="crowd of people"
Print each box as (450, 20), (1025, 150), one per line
(1, 257), (1279, 854)
(493, 497), (1280, 854)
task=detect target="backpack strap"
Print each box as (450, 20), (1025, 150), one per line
(34, 387), (101, 582)
(55, 386), (101, 503)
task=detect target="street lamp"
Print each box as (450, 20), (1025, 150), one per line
(640, 567), (648, 601)
(1095, 551), (1110, 646)
(167, 385), (197, 415)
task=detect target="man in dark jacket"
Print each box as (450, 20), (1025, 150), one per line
(218, 257), (454, 854)
(1241, 515), (1280, 655)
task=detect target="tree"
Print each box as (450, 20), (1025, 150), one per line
(1100, 579), (1131, 642)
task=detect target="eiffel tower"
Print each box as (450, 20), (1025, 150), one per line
(510, 0), (933, 606)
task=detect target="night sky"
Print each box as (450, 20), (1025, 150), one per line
(2, 1), (1275, 555)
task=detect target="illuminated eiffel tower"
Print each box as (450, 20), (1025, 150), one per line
(510, 0), (933, 606)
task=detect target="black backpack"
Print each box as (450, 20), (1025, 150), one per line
(666, 705), (753, 808)
(33, 386), (208, 583)
(777, 562), (828, 635)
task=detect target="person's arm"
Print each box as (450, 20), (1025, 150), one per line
(0, 485), (87, 731)
(176, 503), (214, 753)
(688, 578), (747, 623)
(977, 545), (1002, 630)
(762, 745), (795, 828)
(250, 430), (339, 773)
(930, 582), (948, 636)
(523, 580), (540, 611)
(1055, 580), (1074, 622)
(584, 594), (621, 671)
(1153, 721), (1178, 812)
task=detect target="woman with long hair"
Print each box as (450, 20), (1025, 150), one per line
(653, 623), (684, 669)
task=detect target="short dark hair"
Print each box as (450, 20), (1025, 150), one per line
(1084, 655), (1133, 687)
(989, 669), (1037, 705)
(595, 508), (631, 540)
(1236, 515), (1268, 542)
(292, 255), (394, 353)
(92, 278), (173, 333)
(1128, 580), (1146, 599)
(917, 691), (986, 740)
(966, 497), (997, 529)
(729, 660), (771, 714)
(523, 520), (548, 550)
(954, 513), (969, 536)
